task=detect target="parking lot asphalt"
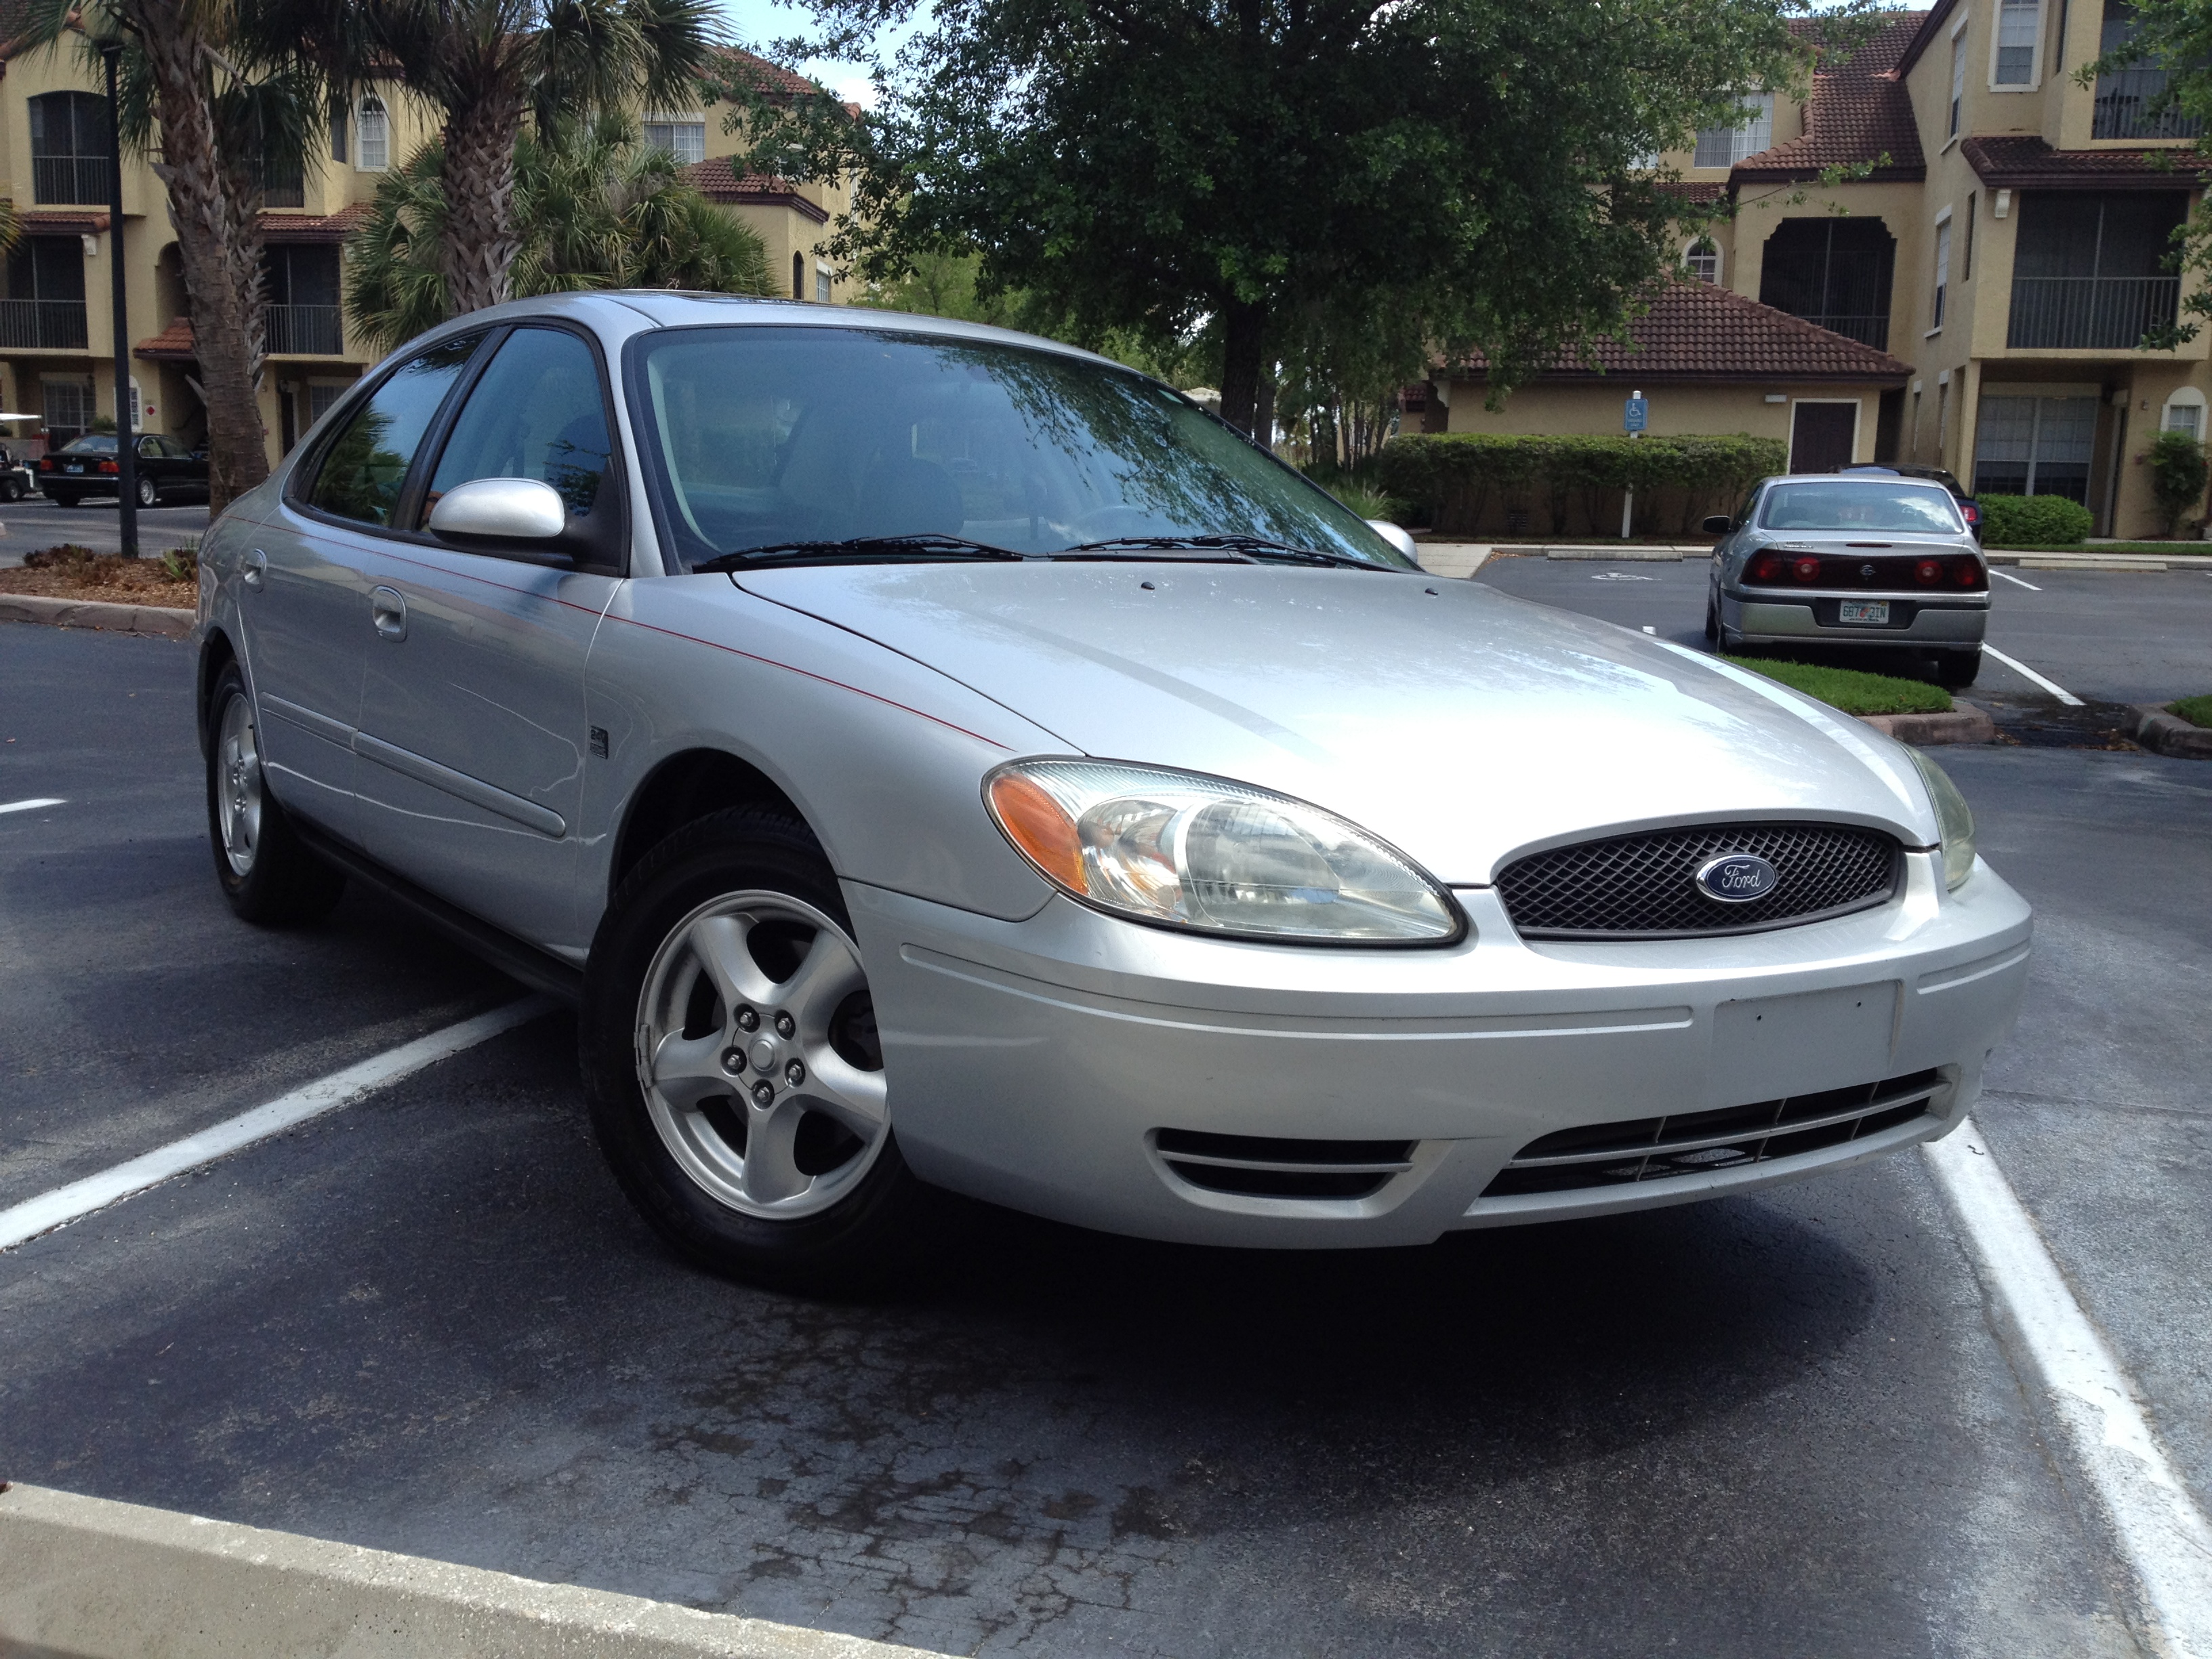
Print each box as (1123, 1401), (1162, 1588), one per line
(0, 497), (211, 564)
(3, 607), (2207, 1658)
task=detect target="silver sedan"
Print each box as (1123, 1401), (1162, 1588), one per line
(194, 295), (2030, 1288)
(1704, 473), (1991, 688)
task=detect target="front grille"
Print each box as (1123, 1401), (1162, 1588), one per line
(1481, 1069), (1944, 1198)
(1495, 823), (1901, 939)
(1153, 1129), (1415, 1201)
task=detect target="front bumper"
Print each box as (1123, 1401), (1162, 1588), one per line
(1723, 590), (1988, 648)
(847, 853), (2032, 1247)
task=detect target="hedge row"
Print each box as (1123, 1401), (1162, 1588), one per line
(1975, 493), (2093, 548)
(1375, 433), (1789, 537)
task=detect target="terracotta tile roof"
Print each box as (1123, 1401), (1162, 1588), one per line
(1656, 181), (1729, 205)
(16, 209), (110, 234)
(710, 45), (829, 104)
(1734, 12), (1928, 184)
(259, 203), (373, 241)
(680, 157), (830, 224)
(1454, 280), (1911, 384)
(1961, 135), (2212, 188)
(136, 316), (195, 363)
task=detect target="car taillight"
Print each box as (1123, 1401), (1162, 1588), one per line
(1915, 558), (1944, 585)
(37, 457), (52, 471)
(1961, 502), (1980, 524)
(1793, 556), (1821, 583)
(1954, 556), (1982, 588)
(1748, 553), (1784, 583)
(97, 459), (118, 474)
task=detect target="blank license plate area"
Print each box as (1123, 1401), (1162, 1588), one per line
(1709, 981), (1898, 1106)
(1839, 600), (1891, 625)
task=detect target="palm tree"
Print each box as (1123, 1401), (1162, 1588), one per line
(359, 0), (718, 315)
(346, 113), (773, 350)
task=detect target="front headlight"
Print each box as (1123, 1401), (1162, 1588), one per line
(984, 760), (1462, 943)
(1906, 749), (1977, 890)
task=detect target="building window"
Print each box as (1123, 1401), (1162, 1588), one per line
(1, 237), (91, 350)
(792, 252), (805, 299)
(814, 265), (833, 303)
(1974, 394), (2099, 500)
(1932, 218), (1951, 330)
(356, 96), (390, 171)
(2163, 390), (2205, 440)
(2096, 0), (2206, 138)
(1964, 194), (1976, 279)
(1950, 30), (1967, 136)
(41, 378), (92, 445)
(1693, 92), (1774, 167)
(330, 100), (348, 164)
(1685, 239), (1721, 283)
(1995, 0), (2041, 84)
(643, 118), (706, 166)
(264, 244), (344, 354)
(1759, 218), (1895, 348)
(2008, 191), (2188, 348)
(28, 91), (111, 206)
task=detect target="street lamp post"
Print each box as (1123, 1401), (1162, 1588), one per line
(101, 41), (138, 558)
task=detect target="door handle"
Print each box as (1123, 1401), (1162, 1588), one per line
(243, 548), (266, 592)
(370, 586), (408, 641)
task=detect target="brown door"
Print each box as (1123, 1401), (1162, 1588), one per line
(1790, 401), (1858, 473)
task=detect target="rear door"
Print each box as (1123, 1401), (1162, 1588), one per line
(350, 323), (627, 955)
(238, 335), (486, 842)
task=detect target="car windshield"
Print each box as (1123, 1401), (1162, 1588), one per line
(1760, 482), (1963, 534)
(58, 436), (117, 455)
(627, 325), (1412, 571)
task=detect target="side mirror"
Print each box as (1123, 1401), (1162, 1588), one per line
(1701, 514), (1733, 535)
(1366, 519), (1420, 565)
(428, 476), (567, 543)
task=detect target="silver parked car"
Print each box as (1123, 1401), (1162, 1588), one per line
(1703, 473), (1991, 687)
(196, 295), (2030, 1287)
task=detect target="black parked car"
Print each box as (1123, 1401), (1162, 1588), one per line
(1839, 463), (1982, 539)
(40, 432), (211, 508)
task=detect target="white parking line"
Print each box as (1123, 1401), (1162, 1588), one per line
(1925, 1122), (2212, 1658)
(1990, 568), (2043, 591)
(0, 797), (64, 816)
(1984, 644), (2085, 706)
(0, 997), (554, 1252)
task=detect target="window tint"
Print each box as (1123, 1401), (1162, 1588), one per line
(424, 327), (614, 524)
(307, 335), (480, 527)
(1758, 483), (1963, 533)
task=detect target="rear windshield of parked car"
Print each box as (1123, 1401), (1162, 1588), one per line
(1759, 483), (1963, 534)
(58, 436), (117, 454)
(626, 326), (1412, 570)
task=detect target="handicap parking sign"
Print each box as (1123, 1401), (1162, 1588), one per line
(1624, 396), (1649, 433)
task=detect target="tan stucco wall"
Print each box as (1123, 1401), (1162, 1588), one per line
(1440, 377), (1886, 467)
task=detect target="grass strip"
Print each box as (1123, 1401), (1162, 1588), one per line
(2169, 695), (2212, 728)
(1724, 655), (1953, 716)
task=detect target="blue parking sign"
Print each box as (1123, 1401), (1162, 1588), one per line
(1624, 396), (1649, 433)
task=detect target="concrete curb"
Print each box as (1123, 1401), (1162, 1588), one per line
(1856, 700), (1996, 746)
(0, 592), (194, 639)
(1542, 546), (1708, 561)
(0, 1483), (947, 1659)
(2129, 703), (2212, 760)
(1988, 550), (2212, 570)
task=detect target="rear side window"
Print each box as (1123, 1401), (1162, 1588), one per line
(306, 335), (481, 527)
(1758, 483), (1963, 534)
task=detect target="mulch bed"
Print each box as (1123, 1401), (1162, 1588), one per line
(0, 546), (197, 606)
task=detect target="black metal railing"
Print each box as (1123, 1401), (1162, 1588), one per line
(262, 173), (306, 209)
(2007, 275), (2181, 348)
(2093, 64), (2205, 139)
(0, 298), (89, 349)
(1796, 312), (1891, 350)
(266, 303), (343, 355)
(32, 155), (110, 205)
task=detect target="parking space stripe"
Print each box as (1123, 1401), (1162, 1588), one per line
(0, 798), (65, 816)
(1990, 569), (2042, 591)
(1983, 644), (2085, 706)
(1925, 1122), (2212, 1657)
(0, 997), (556, 1252)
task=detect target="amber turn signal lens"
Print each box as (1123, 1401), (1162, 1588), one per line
(987, 772), (1086, 892)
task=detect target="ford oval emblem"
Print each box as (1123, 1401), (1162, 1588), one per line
(1696, 853), (1780, 903)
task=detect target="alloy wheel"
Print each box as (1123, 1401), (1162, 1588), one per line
(215, 691), (263, 877)
(137, 475), (159, 507)
(634, 890), (888, 1220)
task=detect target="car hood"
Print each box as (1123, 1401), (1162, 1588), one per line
(735, 562), (1938, 884)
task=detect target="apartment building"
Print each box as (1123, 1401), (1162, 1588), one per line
(1424, 4), (2212, 536)
(0, 33), (851, 467)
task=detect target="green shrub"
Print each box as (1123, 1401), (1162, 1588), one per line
(1978, 493), (2093, 548)
(2147, 431), (2210, 537)
(1375, 433), (1785, 535)
(2170, 694), (2212, 728)
(1725, 656), (1952, 715)
(1329, 485), (1408, 522)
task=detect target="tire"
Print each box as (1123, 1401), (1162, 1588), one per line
(137, 474), (159, 508)
(3, 478), (21, 502)
(1934, 648), (1982, 689)
(49, 491), (80, 508)
(205, 661), (346, 924)
(1704, 597), (1721, 647)
(581, 806), (922, 1292)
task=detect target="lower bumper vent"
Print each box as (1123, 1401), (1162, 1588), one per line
(1154, 1129), (1416, 1201)
(1481, 1069), (1945, 1198)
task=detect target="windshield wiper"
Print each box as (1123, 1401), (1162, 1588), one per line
(697, 533), (1032, 573)
(1061, 535), (1379, 569)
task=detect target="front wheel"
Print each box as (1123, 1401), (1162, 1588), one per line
(205, 661), (346, 924)
(580, 806), (922, 1292)
(1704, 597), (1722, 646)
(1933, 648), (1983, 689)
(136, 474), (159, 508)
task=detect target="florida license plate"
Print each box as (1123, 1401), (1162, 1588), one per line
(1839, 600), (1890, 625)
(64, 464), (82, 474)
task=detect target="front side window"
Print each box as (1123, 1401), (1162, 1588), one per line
(1759, 483), (1964, 533)
(424, 327), (615, 524)
(357, 97), (390, 171)
(1995, 0), (2041, 83)
(643, 119), (706, 166)
(628, 326), (1412, 571)
(305, 335), (481, 526)
(1692, 92), (1775, 167)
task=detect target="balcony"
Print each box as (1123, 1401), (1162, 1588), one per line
(0, 299), (89, 350)
(2093, 63), (2205, 140)
(32, 155), (110, 205)
(266, 304), (343, 355)
(2007, 275), (2181, 349)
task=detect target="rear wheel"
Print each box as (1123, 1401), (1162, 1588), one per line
(2, 478), (22, 502)
(1933, 648), (1982, 689)
(581, 806), (921, 1292)
(1704, 597), (1721, 646)
(49, 491), (79, 508)
(136, 474), (159, 508)
(205, 661), (346, 924)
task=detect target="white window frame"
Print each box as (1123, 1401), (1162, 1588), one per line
(814, 262), (834, 304)
(1692, 91), (1775, 169)
(2162, 387), (2206, 440)
(356, 96), (390, 173)
(1684, 237), (1722, 283)
(1931, 211), (1953, 335)
(1990, 0), (2043, 88)
(1948, 13), (1969, 140)
(642, 113), (707, 167)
